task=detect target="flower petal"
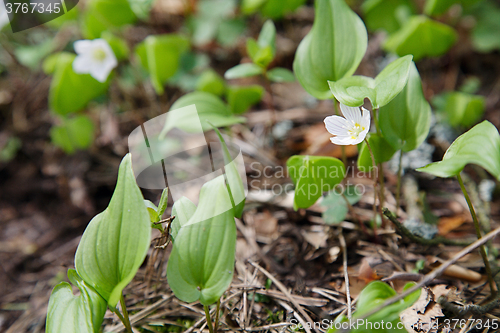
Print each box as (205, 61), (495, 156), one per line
(361, 107), (371, 129)
(330, 135), (357, 145)
(324, 115), (349, 136)
(340, 104), (362, 124)
(72, 55), (93, 74)
(74, 40), (93, 55)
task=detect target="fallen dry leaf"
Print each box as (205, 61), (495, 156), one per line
(400, 286), (445, 333)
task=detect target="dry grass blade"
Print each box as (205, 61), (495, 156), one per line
(248, 260), (316, 331)
(336, 226), (500, 333)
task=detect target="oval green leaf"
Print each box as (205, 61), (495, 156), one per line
(267, 67), (295, 83)
(135, 34), (190, 95)
(225, 63), (263, 79)
(49, 53), (109, 115)
(46, 269), (106, 333)
(417, 121), (500, 180)
(226, 85), (264, 114)
(379, 62), (431, 151)
(167, 175), (236, 305)
(384, 15), (457, 61)
(357, 133), (397, 172)
(287, 155), (346, 210)
(328, 55), (413, 108)
(160, 92), (246, 135)
(293, 0), (367, 99)
(50, 115), (95, 154)
(75, 154), (151, 307)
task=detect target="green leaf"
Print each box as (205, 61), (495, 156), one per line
(158, 188), (169, 217)
(257, 20), (276, 57)
(293, 0), (367, 99)
(328, 55), (413, 108)
(50, 115), (95, 154)
(287, 155), (346, 210)
(82, 0), (137, 39)
(217, 19), (246, 47)
(328, 281), (420, 333)
(144, 200), (160, 224)
(167, 175), (236, 305)
(471, 2), (500, 52)
(101, 31), (129, 61)
(226, 85), (264, 114)
(160, 92), (246, 135)
(357, 133), (397, 172)
(321, 186), (361, 224)
(225, 63), (263, 79)
(241, 0), (267, 14)
(417, 121), (500, 180)
(14, 39), (54, 70)
(170, 197), (197, 241)
(212, 126), (246, 218)
(49, 53), (109, 115)
(46, 269), (106, 333)
(379, 62), (431, 151)
(260, 0), (306, 19)
(75, 154), (151, 307)
(362, 0), (416, 33)
(267, 67), (295, 83)
(424, 0), (458, 16)
(196, 70), (226, 96)
(433, 92), (485, 128)
(383, 15), (457, 61)
(127, 0), (155, 20)
(135, 34), (190, 95)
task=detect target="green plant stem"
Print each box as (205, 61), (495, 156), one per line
(120, 294), (133, 333)
(373, 108), (381, 134)
(204, 305), (214, 333)
(214, 298), (221, 332)
(395, 150), (403, 215)
(364, 138), (378, 239)
(457, 173), (496, 293)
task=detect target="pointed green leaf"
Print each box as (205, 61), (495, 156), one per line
(424, 0), (457, 16)
(46, 269), (106, 333)
(75, 154), (151, 307)
(293, 0), (367, 99)
(257, 20), (276, 57)
(225, 63), (263, 79)
(135, 34), (190, 95)
(158, 188), (169, 217)
(267, 67), (295, 83)
(226, 85), (264, 114)
(160, 92), (246, 134)
(417, 121), (500, 180)
(384, 15), (457, 61)
(212, 126), (246, 218)
(170, 196), (197, 241)
(49, 53), (109, 115)
(167, 176), (236, 305)
(379, 62), (431, 151)
(144, 200), (160, 224)
(357, 133), (397, 172)
(328, 55), (413, 108)
(287, 155), (346, 210)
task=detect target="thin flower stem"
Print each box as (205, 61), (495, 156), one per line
(364, 139), (379, 238)
(373, 108), (381, 134)
(204, 305), (215, 333)
(120, 294), (133, 333)
(214, 298), (221, 332)
(457, 173), (496, 293)
(396, 150), (403, 216)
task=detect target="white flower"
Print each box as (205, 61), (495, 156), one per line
(72, 39), (117, 83)
(324, 104), (370, 145)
